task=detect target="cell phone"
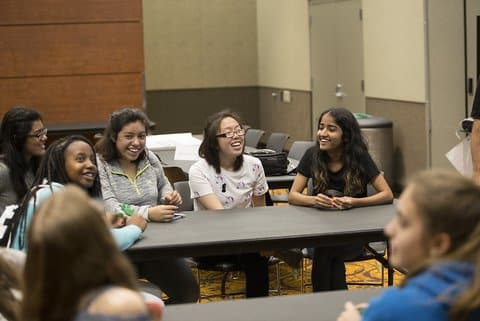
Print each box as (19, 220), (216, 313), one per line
(173, 213), (186, 220)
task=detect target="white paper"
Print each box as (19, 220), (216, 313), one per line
(174, 143), (201, 161)
(446, 136), (472, 177)
(146, 133), (194, 149)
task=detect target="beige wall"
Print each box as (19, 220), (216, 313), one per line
(143, 0), (257, 90)
(256, 0), (311, 90)
(363, 0), (426, 102)
(143, 0), (312, 146)
(143, 0), (311, 91)
(142, 0), (467, 188)
(427, 0), (465, 169)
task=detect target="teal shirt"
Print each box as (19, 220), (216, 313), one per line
(10, 182), (141, 251)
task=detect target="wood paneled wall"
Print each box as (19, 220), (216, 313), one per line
(0, 0), (144, 124)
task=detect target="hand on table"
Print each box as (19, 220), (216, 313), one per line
(148, 205), (178, 222)
(332, 196), (354, 210)
(313, 193), (335, 209)
(164, 191), (182, 206)
(127, 214), (148, 231)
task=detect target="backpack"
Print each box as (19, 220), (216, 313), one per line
(248, 150), (289, 176)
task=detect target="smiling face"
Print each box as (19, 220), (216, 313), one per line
(317, 112), (344, 153)
(216, 117), (244, 162)
(23, 119), (47, 159)
(114, 121), (147, 162)
(64, 141), (98, 189)
(384, 185), (430, 270)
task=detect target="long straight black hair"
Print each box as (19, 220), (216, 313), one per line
(0, 107), (43, 200)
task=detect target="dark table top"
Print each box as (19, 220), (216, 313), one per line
(163, 288), (385, 321)
(127, 204), (394, 262)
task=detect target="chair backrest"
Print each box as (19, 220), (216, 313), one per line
(164, 166), (187, 185)
(287, 141), (315, 160)
(173, 181), (193, 212)
(244, 128), (265, 148)
(266, 132), (290, 153)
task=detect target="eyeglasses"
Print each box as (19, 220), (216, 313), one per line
(27, 128), (48, 139)
(216, 128), (245, 138)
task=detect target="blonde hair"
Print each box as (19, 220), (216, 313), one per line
(405, 170), (480, 321)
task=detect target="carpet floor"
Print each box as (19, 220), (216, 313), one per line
(194, 258), (404, 302)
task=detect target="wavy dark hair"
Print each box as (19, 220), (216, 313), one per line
(22, 185), (138, 321)
(311, 107), (370, 196)
(95, 107), (150, 163)
(0, 107), (43, 200)
(198, 110), (244, 173)
(11, 135), (102, 249)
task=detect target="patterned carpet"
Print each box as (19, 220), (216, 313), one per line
(193, 257), (404, 302)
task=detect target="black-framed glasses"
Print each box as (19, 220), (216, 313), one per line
(27, 128), (48, 139)
(216, 128), (245, 138)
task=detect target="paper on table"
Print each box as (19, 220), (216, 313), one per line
(146, 133), (196, 150)
(445, 136), (472, 177)
(174, 143), (201, 160)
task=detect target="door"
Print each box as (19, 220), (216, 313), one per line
(466, 0), (480, 115)
(309, 0), (365, 132)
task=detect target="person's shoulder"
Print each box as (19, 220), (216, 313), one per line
(87, 287), (148, 315)
(190, 158), (210, 173)
(146, 150), (160, 164)
(365, 281), (444, 320)
(302, 146), (317, 159)
(96, 154), (106, 164)
(364, 287), (419, 320)
(243, 154), (261, 165)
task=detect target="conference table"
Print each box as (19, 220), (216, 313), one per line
(127, 203), (395, 262)
(163, 287), (385, 321)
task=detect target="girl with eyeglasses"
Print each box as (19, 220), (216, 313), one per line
(189, 110), (270, 298)
(0, 107), (47, 214)
(95, 107), (199, 304)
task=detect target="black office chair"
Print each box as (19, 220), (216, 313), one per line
(244, 128), (265, 148)
(173, 181), (282, 299)
(266, 132), (290, 153)
(270, 140), (315, 203)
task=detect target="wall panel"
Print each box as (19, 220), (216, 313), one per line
(0, 0), (144, 126)
(0, 0), (141, 25)
(0, 23), (143, 77)
(0, 74), (143, 123)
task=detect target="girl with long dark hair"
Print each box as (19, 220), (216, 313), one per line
(289, 107), (393, 291)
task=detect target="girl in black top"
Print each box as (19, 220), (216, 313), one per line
(289, 107), (393, 291)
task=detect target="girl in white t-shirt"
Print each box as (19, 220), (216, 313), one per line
(189, 110), (270, 298)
